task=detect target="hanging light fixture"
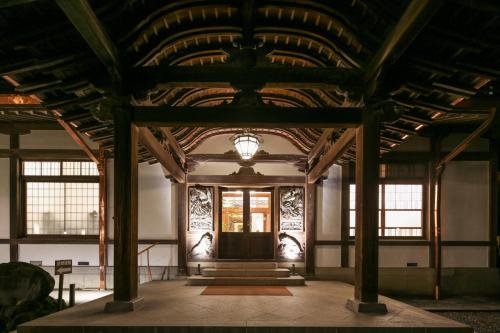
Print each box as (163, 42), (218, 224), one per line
(232, 131), (262, 160)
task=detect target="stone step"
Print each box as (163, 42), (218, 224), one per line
(202, 268), (290, 277)
(187, 275), (305, 286)
(214, 261), (277, 269)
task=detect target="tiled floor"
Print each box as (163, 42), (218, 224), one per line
(20, 280), (472, 333)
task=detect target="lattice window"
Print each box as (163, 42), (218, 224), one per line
(349, 183), (423, 238)
(22, 161), (99, 236)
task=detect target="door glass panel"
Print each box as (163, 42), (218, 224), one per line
(222, 191), (244, 232)
(250, 191), (271, 232)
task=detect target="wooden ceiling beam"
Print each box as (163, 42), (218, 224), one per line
(132, 66), (361, 92)
(132, 106), (362, 128)
(160, 127), (186, 165)
(307, 128), (334, 164)
(57, 118), (99, 165)
(56, 0), (122, 85)
(187, 151), (306, 165)
(364, 0), (442, 87)
(137, 127), (185, 183)
(307, 129), (356, 184)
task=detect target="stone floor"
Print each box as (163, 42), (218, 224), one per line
(20, 280), (472, 333)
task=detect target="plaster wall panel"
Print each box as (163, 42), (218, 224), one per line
(379, 246), (429, 267)
(315, 245), (341, 267)
(137, 244), (178, 266)
(19, 244), (99, 266)
(0, 244), (9, 263)
(0, 134), (9, 149)
(20, 130), (98, 149)
(316, 165), (342, 241)
(349, 245), (355, 267)
(442, 246), (489, 267)
(441, 161), (489, 241)
(138, 163), (177, 239)
(0, 158), (9, 238)
(442, 135), (489, 152)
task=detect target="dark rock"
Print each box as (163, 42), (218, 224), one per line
(0, 262), (59, 333)
(0, 262), (54, 307)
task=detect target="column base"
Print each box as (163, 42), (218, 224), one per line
(105, 297), (144, 313)
(346, 298), (388, 314)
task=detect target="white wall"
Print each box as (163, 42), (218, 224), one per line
(441, 161), (489, 241)
(20, 130), (98, 149)
(19, 244), (99, 266)
(379, 246), (429, 267)
(315, 246), (341, 267)
(0, 134), (9, 149)
(442, 246), (489, 267)
(0, 158), (9, 239)
(0, 244), (9, 263)
(316, 165), (342, 241)
(138, 163), (177, 239)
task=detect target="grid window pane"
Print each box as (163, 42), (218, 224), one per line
(26, 182), (99, 235)
(23, 161), (41, 175)
(349, 183), (423, 238)
(62, 161), (99, 176)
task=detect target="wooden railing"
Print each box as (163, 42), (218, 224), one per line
(138, 242), (159, 282)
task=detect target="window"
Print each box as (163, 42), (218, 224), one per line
(22, 161), (99, 236)
(349, 183), (423, 237)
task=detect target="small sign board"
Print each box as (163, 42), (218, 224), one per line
(55, 259), (72, 275)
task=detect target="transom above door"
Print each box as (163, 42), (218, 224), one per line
(218, 188), (274, 259)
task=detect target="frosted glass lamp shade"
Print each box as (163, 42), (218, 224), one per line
(233, 133), (261, 160)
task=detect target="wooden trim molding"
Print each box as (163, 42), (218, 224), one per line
(188, 175), (305, 186)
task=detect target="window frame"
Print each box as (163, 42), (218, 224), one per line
(349, 178), (426, 239)
(21, 159), (100, 239)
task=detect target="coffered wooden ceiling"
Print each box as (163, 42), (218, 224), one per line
(0, 0), (498, 165)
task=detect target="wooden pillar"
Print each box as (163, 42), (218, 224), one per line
(177, 177), (187, 275)
(346, 108), (387, 314)
(489, 139), (498, 268)
(428, 137), (440, 268)
(105, 105), (141, 312)
(98, 146), (107, 290)
(9, 134), (20, 262)
(305, 182), (316, 275)
(340, 163), (350, 267)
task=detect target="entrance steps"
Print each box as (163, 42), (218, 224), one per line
(187, 262), (305, 286)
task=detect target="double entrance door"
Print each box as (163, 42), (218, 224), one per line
(218, 188), (274, 259)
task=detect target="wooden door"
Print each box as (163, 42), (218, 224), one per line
(219, 188), (274, 259)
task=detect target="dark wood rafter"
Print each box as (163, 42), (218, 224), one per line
(56, 0), (123, 85)
(307, 128), (334, 165)
(137, 127), (185, 183)
(188, 175), (305, 186)
(133, 106), (362, 128)
(132, 66), (361, 93)
(56, 118), (99, 165)
(160, 127), (186, 166)
(187, 151), (306, 170)
(307, 129), (356, 184)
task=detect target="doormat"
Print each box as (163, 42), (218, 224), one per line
(201, 285), (292, 296)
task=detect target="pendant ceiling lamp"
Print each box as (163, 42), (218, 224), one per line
(232, 131), (262, 160)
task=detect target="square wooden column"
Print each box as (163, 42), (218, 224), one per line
(346, 108), (387, 314)
(105, 106), (142, 312)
